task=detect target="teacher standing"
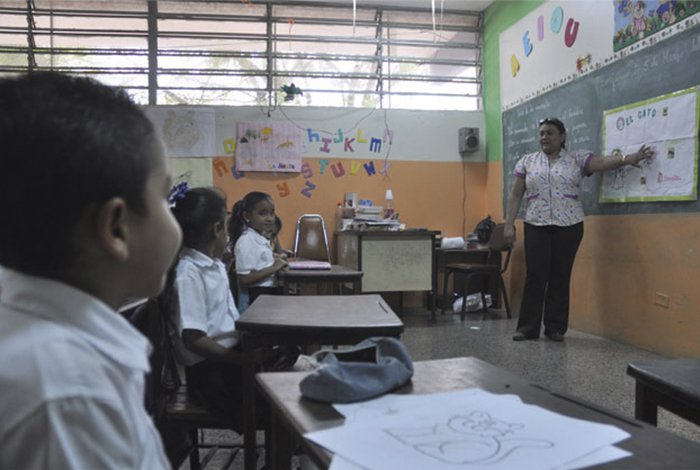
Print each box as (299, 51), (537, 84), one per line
(504, 117), (654, 342)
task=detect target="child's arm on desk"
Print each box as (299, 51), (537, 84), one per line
(237, 257), (288, 286)
(272, 236), (293, 258)
(182, 329), (260, 364)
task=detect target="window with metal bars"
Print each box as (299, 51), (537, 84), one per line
(0, 0), (482, 110)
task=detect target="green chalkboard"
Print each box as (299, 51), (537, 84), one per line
(502, 25), (700, 216)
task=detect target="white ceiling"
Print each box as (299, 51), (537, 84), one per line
(277, 1), (494, 12)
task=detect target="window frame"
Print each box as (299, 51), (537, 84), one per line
(0, 0), (483, 110)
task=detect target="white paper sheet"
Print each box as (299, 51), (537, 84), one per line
(308, 389), (630, 470)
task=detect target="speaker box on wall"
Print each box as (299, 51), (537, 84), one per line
(458, 127), (479, 154)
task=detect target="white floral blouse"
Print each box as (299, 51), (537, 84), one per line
(513, 149), (594, 227)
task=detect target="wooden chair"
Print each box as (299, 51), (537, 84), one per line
(293, 214), (331, 262)
(440, 223), (513, 320)
(124, 296), (263, 470)
(163, 371), (263, 470)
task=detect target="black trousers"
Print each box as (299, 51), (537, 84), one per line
(184, 345), (299, 428)
(185, 358), (247, 430)
(248, 285), (281, 305)
(516, 222), (583, 337)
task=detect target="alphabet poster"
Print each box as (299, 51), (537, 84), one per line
(235, 121), (303, 172)
(499, 1), (700, 111)
(600, 86), (699, 202)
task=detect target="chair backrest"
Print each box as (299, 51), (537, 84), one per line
(487, 223), (512, 274)
(122, 298), (181, 421)
(294, 214), (331, 262)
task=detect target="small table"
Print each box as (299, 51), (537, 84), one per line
(627, 358), (700, 426)
(236, 294), (404, 468)
(277, 264), (363, 295)
(257, 357), (700, 469)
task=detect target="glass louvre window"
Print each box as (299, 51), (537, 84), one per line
(0, 0), (149, 96)
(156, 1), (268, 105)
(0, 0), (482, 110)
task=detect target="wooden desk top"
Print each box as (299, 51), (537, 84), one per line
(627, 358), (700, 409)
(236, 294), (403, 338)
(277, 264), (362, 280)
(257, 356), (700, 469)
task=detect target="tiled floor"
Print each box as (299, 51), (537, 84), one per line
(179, 306), (700, 469)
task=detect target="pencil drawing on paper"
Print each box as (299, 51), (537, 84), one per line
(384, 410), (553, 465)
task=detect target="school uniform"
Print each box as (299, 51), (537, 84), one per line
(0, 267), (169, 470)
(173, 248), (244, 422)
(172, 247), (240, 367)
(513, 149), (593, 338)
(234, 228), (280, 308)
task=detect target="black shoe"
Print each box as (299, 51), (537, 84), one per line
(512, 332), (537, 341)
(545, 332), (565, 342)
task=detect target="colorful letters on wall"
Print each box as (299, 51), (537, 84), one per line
(499, 0), (700, 111)
(212, 156), (392, 199)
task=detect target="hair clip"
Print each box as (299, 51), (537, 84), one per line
(168, 181), (189, 207)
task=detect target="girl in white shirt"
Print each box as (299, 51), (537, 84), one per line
(166, 188), (298, 424)
(229, 191), (288, 309)
(168, 187), (253, 423)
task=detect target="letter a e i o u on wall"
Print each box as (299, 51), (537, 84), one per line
(510, 5), (580, 78)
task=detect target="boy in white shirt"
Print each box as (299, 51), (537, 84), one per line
(0, 72), (182, 469)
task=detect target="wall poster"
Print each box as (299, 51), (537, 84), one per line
(235, 121), (303, 172)
(600, 86), (699, 202)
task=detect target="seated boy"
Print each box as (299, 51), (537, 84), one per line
(0, 72), (182, 469)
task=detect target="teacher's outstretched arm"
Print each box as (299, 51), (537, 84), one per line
(586, 144), (654, 173)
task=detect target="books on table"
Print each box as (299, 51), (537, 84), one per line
(287, 260), (332, 270)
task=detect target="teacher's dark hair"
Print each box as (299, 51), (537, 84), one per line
(0, 72), (158, 276)
(539, 117), (567, 149)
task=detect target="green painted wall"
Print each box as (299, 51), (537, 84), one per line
(483, 1), (544, 162)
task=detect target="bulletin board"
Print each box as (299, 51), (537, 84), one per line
(600, 87), (699, 203)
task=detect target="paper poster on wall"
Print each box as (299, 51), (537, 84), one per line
(600, 87), (699, 202)
(144, 107), (217, 157)
(614, 0), (700, 52)
(169, 158), (214, 188)
(235, 121), (303, 172)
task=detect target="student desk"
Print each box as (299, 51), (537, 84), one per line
(256, 357), (700, 470)
(236, 294), (403, 346)
(335, 230), (439, 309)
(277, 264), (363, 295)
(626, 358), (700, 426)
(235, 294), (404, 467)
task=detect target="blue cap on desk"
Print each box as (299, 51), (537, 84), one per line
(299, 337), (414, 403)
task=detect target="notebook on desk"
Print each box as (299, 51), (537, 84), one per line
(287, 259), (332, 270)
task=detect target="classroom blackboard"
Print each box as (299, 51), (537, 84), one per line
(502, 26), (700, 216)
